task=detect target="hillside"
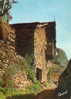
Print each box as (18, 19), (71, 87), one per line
(54, 48), (68, 67)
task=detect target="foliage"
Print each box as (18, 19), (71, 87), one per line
(0, 79), (4, 87)
(47, 64), (64, 82)
(0, 92), (5, 99)
(25, 54), (36, 82)
(0, 82), (41, 98)
(27, 68), (36, 82)
(25, 54), (34, 69)
(0, 87), (27, 98)
(0, 53), (36, 88)
(26, 81), (41, 94)
(42, 82), (49, 87)
(54, 48), (68, 67)
(1, 56), (29, 88)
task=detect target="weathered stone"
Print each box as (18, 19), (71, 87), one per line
(12, 72), (32, 89)
(34, 24), (47, 82)
(0, 21), (56, 88)
(11, 22), (56, 82)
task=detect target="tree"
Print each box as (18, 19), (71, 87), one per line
(0, 0), (17, 22)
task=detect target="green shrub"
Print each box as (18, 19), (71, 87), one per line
(0, 79), (4, 87)
(25, 54), (36, 82)
(0, 87), (26, 97)
(2, 57), (28, 88)
(0, 92), (6, 99)
(0, 87), (6, 94)
(26, 68), (36, 82)
(27, 81), (41, 94)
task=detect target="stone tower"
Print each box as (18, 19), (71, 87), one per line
(34, 24), (48, 82)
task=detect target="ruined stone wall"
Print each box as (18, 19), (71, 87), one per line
(0, 22), (16, 72)
(12, 23), (37, 57)
(0, 22), (32, 88)
(0, 19), (15, 42)
(12, 22), (56, 59)
(45, 22), (56, 60)
(11, 22), (56, 82)
(34, 24), (48, 81)
(34, 24), (47, 69)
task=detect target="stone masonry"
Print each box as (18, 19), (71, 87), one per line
(12, 22), (56, 82)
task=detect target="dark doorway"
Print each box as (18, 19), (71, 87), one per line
(36, 68), (42, 81)
(0, 30), (3, 40)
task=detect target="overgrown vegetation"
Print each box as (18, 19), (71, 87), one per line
(47, 63), (65, 83)
(26, 81), (42, 94)
(0, 43), (68, 99)
(0, 53), (40, 98)
(0, 81), (43, 99)
(25, 54), (36, 82)
(54, 48), (68, 67)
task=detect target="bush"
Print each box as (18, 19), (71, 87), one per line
(27, 81), (41, 94)
(0, 92), (5, 99)
(25, 54), (36, 82)
(0, 87), (27, 98)
(2, 57), (28, 88)
(0, 79), (4, 87)
(26, 68), (36, 82)
(1, 54), (36, 89)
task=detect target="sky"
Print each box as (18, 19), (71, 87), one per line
(11, 0), (71, 60)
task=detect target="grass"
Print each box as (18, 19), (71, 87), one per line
(0, 81), (40, 98)
(0, 87), (26, 98)
(0, 80), (50, 99)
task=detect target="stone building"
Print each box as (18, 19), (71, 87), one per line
(11, 21), (56, 82)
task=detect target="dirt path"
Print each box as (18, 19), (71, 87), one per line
(36, 88), (58, 99)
